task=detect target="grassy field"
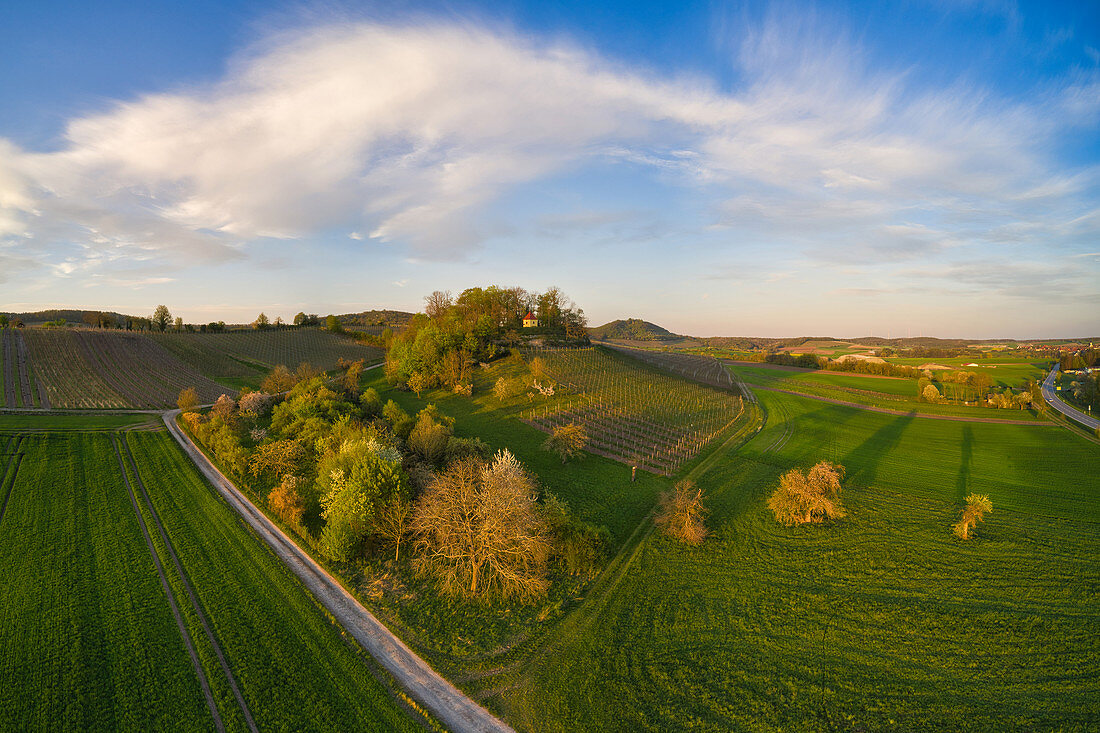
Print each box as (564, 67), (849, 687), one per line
(0, 413), (158, 432)
(726, 363), (1048, 421)
(490, 389), (1100, 730)
(0, 429), (420, 731)
(0, 432), (215, 730)
(885, 356), (1050, 389)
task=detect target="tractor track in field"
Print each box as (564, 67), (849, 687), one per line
(0, 435), (25, 528)
(111, 434), (226, 733)
(163, 409), (513, 733)
(117, 435), (259, 733)
(744, 384), (1054, 425)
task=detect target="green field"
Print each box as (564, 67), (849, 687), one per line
(885, 356), (1050, 389)
(490, 389), (1100, 730)
(0, 429), (419, 731)
(727, 363), (1048, 421)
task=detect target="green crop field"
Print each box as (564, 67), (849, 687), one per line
(885, 356), (1050, 389)
(726, 363), (1049, 421)
(153, 329), (384, 377)
(485, 389), (1100, 730)
(0, 429), (419, 731)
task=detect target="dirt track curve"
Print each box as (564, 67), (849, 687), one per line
(163, 410), (514, 733)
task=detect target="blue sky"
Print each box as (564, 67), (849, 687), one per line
(1, 1), (1097, 337)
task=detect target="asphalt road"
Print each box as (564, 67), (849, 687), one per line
(1042, 365), (1100, 430)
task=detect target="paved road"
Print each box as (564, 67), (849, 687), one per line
(1042, 365), (1100, 430)
(163, 410), (514, 733)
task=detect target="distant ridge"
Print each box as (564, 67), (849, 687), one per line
(589, 318), (680, 341)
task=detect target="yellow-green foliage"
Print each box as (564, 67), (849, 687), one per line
(953, 493), (993, 540)
(768, 461), (846, 526)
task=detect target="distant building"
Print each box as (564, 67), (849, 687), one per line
(522, 311), (537, 328)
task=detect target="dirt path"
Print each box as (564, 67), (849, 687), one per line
(110, 435), (226, 732)
(14, 331), (36, 408)
(118, 436), (258, 732)
(163, 409), (513, 733)
(745, 384), (1054, 425)
(2, 331), (16, 407)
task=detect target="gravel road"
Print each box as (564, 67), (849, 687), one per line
(163, 410), (514, 733)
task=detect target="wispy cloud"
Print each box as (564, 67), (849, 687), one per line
(0, 11), (1095, 303)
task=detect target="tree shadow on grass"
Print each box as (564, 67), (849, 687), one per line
(955, 425), (973, 504)
(840, 412), (915, 488)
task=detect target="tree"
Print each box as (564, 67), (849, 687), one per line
(767, 461), (846, 526)
(174, 316), (183, 332)
(318, 442), (410, 561)
(268, 475), (306, 527)
(152, 305), (172, 332)
(542, 423), (587, 464)
(411, 451), (551, 601)
(339, 358), (366, 398)
(254, 312), (270, 330)
(953, 493), (992, 540)
(261, 365), (296, 394)
(407, 407), (453, 465)
(375, 496), (413, 561)
(424, 290), (452, 320)
(407, 371), (431, 398)
(249, 439), (307, 480)
(922, 384), (941, 403)
(177, 387), (199, 414)
(654, 480), (709, 545)
(325, 314), (343, 333)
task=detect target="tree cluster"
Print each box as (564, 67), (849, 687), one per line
(181, 357), (602, 605)
(386, 285), (587, 393)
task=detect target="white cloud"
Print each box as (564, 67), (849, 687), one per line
(0, 14), (1095, 296)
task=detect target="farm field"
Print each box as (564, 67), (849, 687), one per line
(153, 329), (384, 377)
(22, 329), (228, 409)
(523, 347), (745, 475)
(495, 389), (1100, 731)
(1, 328), (46, 409)
(885, 356), (1049, 389)
(0, 429), (420, 731)
(726, 363), (1049, 421)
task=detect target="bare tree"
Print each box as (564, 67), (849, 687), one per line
(543, 423), (587, 464)
(376, 496), (413, 561)
(768, 462), (846, 526)
(654, 480), (709, 545)
(411, 451), (551, 601)
(424, 290), (452, 320)
(953, 493), (992, 540)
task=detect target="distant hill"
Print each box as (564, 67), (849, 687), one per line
(0, 308), (137, 326)
(589, 319), (680, 341)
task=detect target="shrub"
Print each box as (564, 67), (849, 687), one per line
(268, 475), (306, 527)
(767, 461), (846, 526)
(654, 480), (709, 545)
(542, 423), (587, 464)
(177, 387), (199, 413)
(953, 493), (993, 540)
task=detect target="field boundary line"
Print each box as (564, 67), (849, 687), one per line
(120, 435), (259, 733)
(746, 384), (1054, 425)
(110, 435), (226, 733)
(163, 409), (513, 733)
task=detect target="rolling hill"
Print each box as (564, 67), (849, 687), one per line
(589, 318), (680, 341)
